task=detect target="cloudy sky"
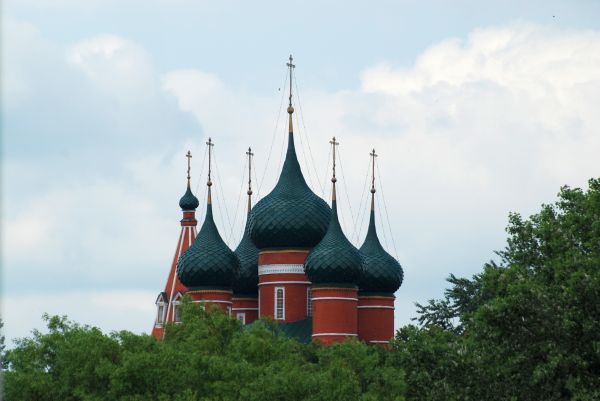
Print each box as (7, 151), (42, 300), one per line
(3, 0), (600, 343)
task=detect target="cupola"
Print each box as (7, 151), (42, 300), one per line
(358, 149), (403, 294)
(305, 137), (363, 284)
(249, 55), (330, 250)
(177, 138), (239, 289)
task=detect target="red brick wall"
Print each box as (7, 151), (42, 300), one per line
(357, 295), (395, 344)
(311, 287), (358, 344)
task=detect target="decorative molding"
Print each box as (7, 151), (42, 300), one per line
(312, 333), (358, 337)
(357, 305), (395, 310)
(369, 340), (390, 344)
(258, 264), (305, 275)
(259, 249), (309, 255)
(232, 307), (259, 311)
(192, 300), (232, 305)
(257, 281), (311, 286)
(312, 297), (358, 302)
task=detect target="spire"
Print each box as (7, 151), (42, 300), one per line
(206, 137), (214, 205)
(286, 54), (296, 134)
(246, 147), (254, 214)
(370, 148), (377, 211)
(179, 150), (200, 211)
(330, 136), (339, 203)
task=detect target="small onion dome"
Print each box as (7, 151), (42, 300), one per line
(177, 196), (239, 288)
(249, 133), (331, 249)
(179, 183), (200, 210)
(233, 210), (259, 296)
(358, 208), (403, 293)
(304, 197), (363, 284)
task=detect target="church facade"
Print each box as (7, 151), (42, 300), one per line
(152, 58), (404, 345)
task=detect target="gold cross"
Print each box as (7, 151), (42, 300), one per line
(206, 138), (214, 185)
(286, 54), (295, 106)
(370, 148), (378, 193)
(330, 136), (339, 182)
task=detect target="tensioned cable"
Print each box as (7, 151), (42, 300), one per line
(226, 156), (248, 245)
(293, 70), (326, 196)
(257, 69), (288, 198)
(320, 146), (332, 198)
(212, 148), (234, 244)
(294, 110), (315, 189)
(353, 157), (372, 243)
(376, 159), (399, 259)
(337, 146), (358, 244)
(194, 145), (209, 195)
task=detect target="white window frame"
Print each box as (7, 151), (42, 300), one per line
(275, 287), (285, 320)
(306, 287), (313, 317)
(157, 303), (165, 324)
(172, 292), (183, 323)
(237, 312), (246, 325)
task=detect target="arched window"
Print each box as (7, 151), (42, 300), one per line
(275, 287), (285, 320)
(172, 292), (183, 323)
(155, 292), (167, 326)
(307, 287), (313, 317)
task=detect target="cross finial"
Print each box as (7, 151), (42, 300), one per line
(246, 147), (254, 212)
(206, 137), (214, 187)
(330, 136), (339, 183)
(185, 150), (192, 183)
(286, 54), (296, 110)
(370, 148), (378, 194)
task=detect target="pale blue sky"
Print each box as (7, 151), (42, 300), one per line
(3, 0), (600, 342)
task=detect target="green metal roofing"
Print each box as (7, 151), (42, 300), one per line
(179, 183), (200, 211)
(249, 132), (331, 249)
(233, 210), (259, 296)
(305, 196), (363, 284)
(277, 318), (313, 344)
(358, 208), (403, 293)
(177, 193), (239, 288)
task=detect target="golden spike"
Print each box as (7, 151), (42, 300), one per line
(246, 147), (254, 212)
(370, 148), (378, 210)
(330, 136), (339, 201)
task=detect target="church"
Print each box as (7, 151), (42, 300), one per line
(152, 56), (404, 345)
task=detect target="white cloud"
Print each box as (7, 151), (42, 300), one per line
(4, 21), (600, 343)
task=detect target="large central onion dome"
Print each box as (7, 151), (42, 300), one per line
(249, 111), (330, 249)
(177, 191), (239, 289)
(359, 198), (403, 294)
(305, 178), (363, 284)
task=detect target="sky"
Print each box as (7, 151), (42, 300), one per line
(2, 0), (600, 343)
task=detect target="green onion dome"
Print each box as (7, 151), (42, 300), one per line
(233, 210), (259, 296)
(177, 193), (239, 289)
(249, 132), (331, 249)
(358, 207), (403, 294)
(304, 194), (363, 285)
(179, 183), (200, 211)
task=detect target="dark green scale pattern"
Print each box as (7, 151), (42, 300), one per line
(249, 133), (331, 249)
(305, 198), (363, 284)
(177, 198), (239, 288)
(358, 209), (403, 293)
(233, 211), (259, 296)
(179, 184), (200, 210)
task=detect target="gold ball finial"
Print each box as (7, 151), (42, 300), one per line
(287, 105), (294, 114)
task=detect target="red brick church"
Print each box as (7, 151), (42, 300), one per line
(152, 57), (404, 345)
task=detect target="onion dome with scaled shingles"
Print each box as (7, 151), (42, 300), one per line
(358, 150), (403, 294)
(305, 138), (363, 284)
(233, 147), (259, 296)
(179, 151), (200, 210)
(177, 140), (239, 289)
(249, 77), (330, 250)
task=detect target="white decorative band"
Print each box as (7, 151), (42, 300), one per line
(232, 307), (259, 311)
(258, 264), (305, 275)
(192, 300), (232, 305)
(357, 305), (395, 310)
(369, 340), (390, 344)
(312, 297), (358, 302)
(257, 281), (311, 286)
(312, 333), (358, 337)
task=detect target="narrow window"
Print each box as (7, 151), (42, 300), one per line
(227, 306), (232, 316)
(237, 312), (246, 325)
(156, 303), (165, 324)
(275, 287), (285, 320)
(307, 287), (312, 317)
(174, 304), (181, 322)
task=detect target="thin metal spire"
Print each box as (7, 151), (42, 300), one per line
(330, 136), (339, 200)
(186, 150), (192, 186)
(286, 54), (296, 133)
(206, 137), (214, 203)
(246, 147), (254, 213)
(370, 148), (378, 210)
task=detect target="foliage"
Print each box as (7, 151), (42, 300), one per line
(2, 301), (405, 401)
(396, 178), (600, 401)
